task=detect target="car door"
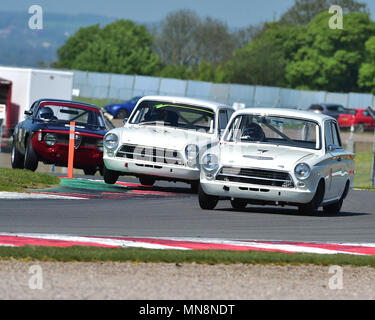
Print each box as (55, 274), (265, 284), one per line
(325, 120), (345, 199)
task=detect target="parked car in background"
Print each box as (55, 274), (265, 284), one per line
(11, 99), (107, 175)
(199, 108), (354, 215)
(103, 96), (142, 119)
(103, 96), (234, 192)
(337, 108), (375, 132)
(308, 103), (348, 119)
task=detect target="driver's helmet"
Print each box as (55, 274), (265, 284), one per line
(39, 106), (55, 120)
(165, 110), (178, 125)
(241, 122), (265, 142)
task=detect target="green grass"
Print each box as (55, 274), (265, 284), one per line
(0, 246), (374, 267)
(0, 168), (60, 192)
(354, 152), (375, 189)
(73, 97), (123, 108)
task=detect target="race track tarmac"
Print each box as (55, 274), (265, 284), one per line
(0, 176), (374, 243)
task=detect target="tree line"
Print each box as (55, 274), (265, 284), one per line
(52, 0), (375, 94)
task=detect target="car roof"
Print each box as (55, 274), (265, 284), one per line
(36, 98), (101, 110)
(138, 95), (233, 111)
(310, 103), (343, 107)
(232, 107), (334, 123)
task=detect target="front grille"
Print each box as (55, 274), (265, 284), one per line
(54, 133), (100, 148)
(116, 144), (184, 166)
(216, 167), (294, 187)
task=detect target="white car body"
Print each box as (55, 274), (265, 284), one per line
(199, 108), (355, 214)
(103, 96), (234, 190)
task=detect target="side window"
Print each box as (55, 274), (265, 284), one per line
(218, 110), (228, 131)
(331, 121), (342, 147)
(324, 121), (334, 148)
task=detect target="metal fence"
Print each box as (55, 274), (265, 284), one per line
(71, 70), (375, 109)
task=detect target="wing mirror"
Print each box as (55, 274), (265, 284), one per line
(123, 118), (128, 125)
(24, 110), (33, 116)
(327, 144), (337, 152)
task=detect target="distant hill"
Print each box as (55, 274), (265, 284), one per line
(0, 11), (117, 67)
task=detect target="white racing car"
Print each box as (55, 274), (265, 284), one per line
(199, 108), (355, 215)
(102, 96), (234, 192)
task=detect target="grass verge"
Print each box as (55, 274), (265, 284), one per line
(354, 152), (375, 190)
(73, 96), (123, 108)
(1, 246), (375, 267)
(0, 168), (60, 192)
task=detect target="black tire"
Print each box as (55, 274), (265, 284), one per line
(139, 176), (155, 186)
(230, 198), (248, 210)
(116, 109), (128, 119)
(198, 185), (218, 210)
(190, 181), (199, 194)
(356, 123), (365, 133)
(83, 167), (97, 176)
(323, 182), (349, 215)
(298, 181), (325, 215)
(23, 136), (38, 171)
(11, 138), (24, 169)
(103, 166), (119, 184)
(99, 166), (104, 176)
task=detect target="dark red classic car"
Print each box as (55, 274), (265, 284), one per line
(11, 99), (108, 175)
(337, 108), (375, 132)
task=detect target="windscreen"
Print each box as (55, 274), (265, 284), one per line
(129, 100), (215, 133)
(224, 114), (321, 150)
(36, 104), (105, 128)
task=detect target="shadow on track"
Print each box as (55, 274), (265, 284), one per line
(215, 204), (370, 218)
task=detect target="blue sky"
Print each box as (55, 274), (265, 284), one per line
(2, 0), (375, 28)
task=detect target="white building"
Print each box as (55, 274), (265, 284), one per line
(0, 66), (73, 124)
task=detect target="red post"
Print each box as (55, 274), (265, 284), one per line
(67, 121), (75, 179)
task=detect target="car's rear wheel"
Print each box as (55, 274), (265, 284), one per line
(323, 182), (349, 215)
(11, 138), (24, 169)
(116, 109), (128, 119)
(298, 180), (325, 215)
(83, 167), (97, 176)
(230, 198), (248, 210)
(139, 176), (155, 186)
(356, 123), (365, 133)
(103, 166), (119, 184)
(23, 136), (38, 172)
(198, 185), (218, 210)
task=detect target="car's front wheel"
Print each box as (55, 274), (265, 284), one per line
(198, 185), (218, 210)
(23, 136), (38, 171)
(11, 138), (24, 169)
(139, 176), (155, 186)
(230, 198), (247, 210)
(323, 182), (349, 215)
(298, 181), (325, 215)
(190, 181), (199, 193)
(103, 166), (119, 184)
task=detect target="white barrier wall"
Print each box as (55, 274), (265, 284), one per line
(70, 70), (375, 109)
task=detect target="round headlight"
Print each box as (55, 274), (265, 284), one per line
(202, 154), (219, 172)
(44, 133), (57, 146)
(104, 133), (119, 150)
(294, 163), (311, 180)
(185, 144), (199, 160)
